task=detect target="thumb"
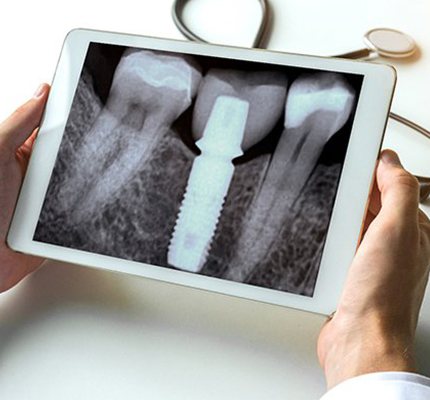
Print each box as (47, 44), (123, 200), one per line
(377, 149), (420, 221)
(0, 83), (50, 152)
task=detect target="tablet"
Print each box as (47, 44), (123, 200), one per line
(7, 28), (396, 315)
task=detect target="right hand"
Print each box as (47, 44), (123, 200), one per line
(317, 149), (430, 389)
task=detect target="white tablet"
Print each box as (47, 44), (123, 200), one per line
(8, 28), (396, 315)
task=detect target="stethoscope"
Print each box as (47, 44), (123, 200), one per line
(172, 0), (430, 201)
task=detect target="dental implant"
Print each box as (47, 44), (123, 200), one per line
(168, 95), (249, 272)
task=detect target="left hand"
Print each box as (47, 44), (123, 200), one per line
(0, 83), (50, 293)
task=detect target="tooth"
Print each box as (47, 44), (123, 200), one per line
(167, 69), (288, 272)
(192, 68), (288, 150)
(58, 49), (202, 220)
(226, 72), (356, 282)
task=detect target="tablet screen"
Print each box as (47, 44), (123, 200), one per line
(34, 42), (363, 297)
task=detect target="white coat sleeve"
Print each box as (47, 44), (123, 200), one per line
(320, 372), (430, 400)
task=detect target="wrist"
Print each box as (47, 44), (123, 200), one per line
(320, 312), (416, 389)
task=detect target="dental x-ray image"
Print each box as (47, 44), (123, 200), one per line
(34, 43), (363, 296)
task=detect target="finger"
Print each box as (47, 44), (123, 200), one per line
(376, 149), (420, 221)
(21, 128), (39, 153)
(360, 172), (382, 236)
(0, 83), (50, 152)
(15, 128), (39, 175)
(362, 210), (376, 235)
(367, 172), (382, 217)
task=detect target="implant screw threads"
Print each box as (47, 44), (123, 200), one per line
(168, 96), (250, 272)
(168, 154), (234, 272)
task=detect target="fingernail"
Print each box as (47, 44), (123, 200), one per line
(381, 150), (402, 166)
(33, 84), (46, 99)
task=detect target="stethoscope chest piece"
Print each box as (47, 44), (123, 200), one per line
(364, 28), (417, 58)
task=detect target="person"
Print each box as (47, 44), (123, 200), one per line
(1, 84), (430, 399)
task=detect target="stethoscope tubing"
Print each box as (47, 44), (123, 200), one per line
(172, 0), (270, 48)
(390, 112), (430, 140)
(171, 0), (430, 200)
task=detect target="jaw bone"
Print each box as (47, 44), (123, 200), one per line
(58, 49), (202, 221)
(167, 68), (288, 272)
(226, 72), (356, 282)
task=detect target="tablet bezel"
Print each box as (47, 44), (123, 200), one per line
(7, 28), (396, 315)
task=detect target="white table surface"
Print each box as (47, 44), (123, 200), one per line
(0, 1), (429, 399)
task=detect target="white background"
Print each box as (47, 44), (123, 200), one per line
(0, 1), (429, 399)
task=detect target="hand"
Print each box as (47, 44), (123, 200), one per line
(318, 149), (430, 389)
(0, 84), (50, 293)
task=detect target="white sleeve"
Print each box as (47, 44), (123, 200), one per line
(320, 372), (430, 400)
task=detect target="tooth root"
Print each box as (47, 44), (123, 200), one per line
(60, 106), (159, 222)
(75, 115), (168, 221)
(168, 96), (249, 272)
(226, 73), (356, 283)
(223, 129), (329, 282)
(56, 109), (119, 214)
(261, 121), (336, 208)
